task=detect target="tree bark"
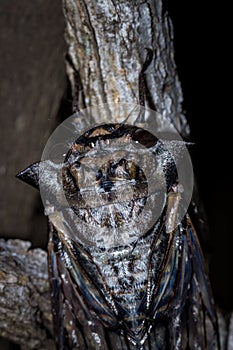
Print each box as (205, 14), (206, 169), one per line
(0, 239), (55, 350)
(63, 0), (189, 136)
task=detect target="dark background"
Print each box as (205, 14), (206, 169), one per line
(167, 1), (232, 312)
(0, 1), (231, 348)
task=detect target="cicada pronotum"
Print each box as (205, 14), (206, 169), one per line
(17, 52), (220, 350)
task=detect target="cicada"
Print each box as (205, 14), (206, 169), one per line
(17, 119), (220, 349)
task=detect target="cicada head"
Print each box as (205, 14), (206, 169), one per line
(51, 122), (180, 250)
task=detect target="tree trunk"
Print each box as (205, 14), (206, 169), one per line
(63, 0), (188, 136)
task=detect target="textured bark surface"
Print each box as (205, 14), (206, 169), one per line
(63, 0), (189, 136)
(0, 239), (55, 350)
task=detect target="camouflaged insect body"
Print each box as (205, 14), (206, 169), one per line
(17, 122), (220, 349)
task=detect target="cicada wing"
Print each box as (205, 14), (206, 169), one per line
(48, 225), (92, 349)
(48, 222), (139, 350)
(48, 223), (116, 350)
(185, 217), (220, 349)
(149, 216), (220, 349)
(189, 178), (212, 260)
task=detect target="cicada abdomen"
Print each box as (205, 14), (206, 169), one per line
(17, 121), (220, 350)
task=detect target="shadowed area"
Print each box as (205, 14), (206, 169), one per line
(0, 0), (67, 248)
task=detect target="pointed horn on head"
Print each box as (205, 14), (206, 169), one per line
(16, 162), (40, 190)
